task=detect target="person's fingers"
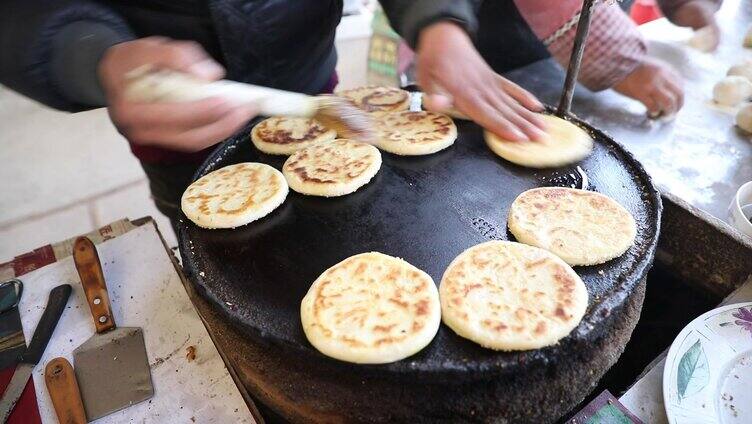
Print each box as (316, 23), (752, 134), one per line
(128, 105), (257, 151)
(642, 91), (662, 115)
(172, 106), (258, 151)
(497, 77), (545, 112)
(423, 93), (454, 111)
(155, 40), (225, 80)
(653, 85), (679, 115)
(113, 97), (236, 132)
(457, 94), (527, 141)
(663, 77), (685, 110)
(484, 91), (546, 141)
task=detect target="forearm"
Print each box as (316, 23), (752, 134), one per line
(657, 0), (722, 26)
(378, 0), (481, 48)
(515, 0), (646, 91)
(0, 0), (133, 112)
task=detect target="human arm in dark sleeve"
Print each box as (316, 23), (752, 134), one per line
(378, 0), (481, 48)
(0, 0), (134, 112)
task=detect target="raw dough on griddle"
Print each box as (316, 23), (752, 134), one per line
(508, 187), (637, 266)
(375, 111), (457, 155)
(712, 76), (752, 106)
(337, 86), (410, 114)
(300, 252), (441, 364)
(439, 241), (588, 351)
(727, 63), (752, 82)
(282, 139), (381, 197)
(181, 163), (288, 229)
(484, 114), (593, 168)
(736, 103), (752, 133)
(251, 117), (336, 155)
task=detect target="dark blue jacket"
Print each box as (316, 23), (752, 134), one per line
(0, 0), (479, 112)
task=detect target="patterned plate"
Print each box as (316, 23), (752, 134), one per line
(663, 302), (752, 423)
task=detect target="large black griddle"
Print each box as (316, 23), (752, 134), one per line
(178, 113), (661, 379)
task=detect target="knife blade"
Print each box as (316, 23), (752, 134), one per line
(0, 284), (71, 422)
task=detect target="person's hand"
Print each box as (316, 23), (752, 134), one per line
(613, 58), (684, 117)
(673, 0), (720, 51)
(416, 22), (547, 141)
(99, 37), (257, 152)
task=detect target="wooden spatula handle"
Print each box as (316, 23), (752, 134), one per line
(45, 357), (87, 424)
(73, 237), (116, 333)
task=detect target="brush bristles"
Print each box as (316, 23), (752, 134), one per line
(315, 96), (376, 144)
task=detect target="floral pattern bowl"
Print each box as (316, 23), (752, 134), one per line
(663, 302), (752, 423)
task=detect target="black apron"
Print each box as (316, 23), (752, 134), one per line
(475, 0), (551, 73)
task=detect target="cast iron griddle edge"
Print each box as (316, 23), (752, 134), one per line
(177, 112), (662, 380)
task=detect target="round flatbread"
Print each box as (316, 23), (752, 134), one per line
(283, 139), (381, 197)
(300, 252), (441, 364)
(508, 187), (637, 266)
(375, 111), (457, 156)
(251, 117), (337, 155)
(337, 86), (410, 114)
(181, 163), (288, 229)
(485, 114), (593, 168)
(439, 241), (588, 351)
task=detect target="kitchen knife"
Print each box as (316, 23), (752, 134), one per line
(0, 284), (71, 422)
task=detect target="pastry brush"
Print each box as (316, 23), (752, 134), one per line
(124, 67), (376, 143)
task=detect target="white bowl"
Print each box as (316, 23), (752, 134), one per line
(728, 181), (752, 237)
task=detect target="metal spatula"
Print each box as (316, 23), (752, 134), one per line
(72, 237), (153, 421)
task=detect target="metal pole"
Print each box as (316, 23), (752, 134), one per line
(557, 0), (598, 116)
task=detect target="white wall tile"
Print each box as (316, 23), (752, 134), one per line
(0, 89), (145, 226)
(92, 180), (177, 248)
(0, 204), (94, 262)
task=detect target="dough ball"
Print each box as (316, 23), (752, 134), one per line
(728, 63), (752, 82)
(744, 25), (752, 48)
(736, 102), (752, 133)
(713, 76), (752, 106)
(688, 26), (717, 52)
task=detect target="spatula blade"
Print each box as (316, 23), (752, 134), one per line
(73, 327), (153, 421)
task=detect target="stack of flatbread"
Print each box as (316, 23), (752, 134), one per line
(338, 86), (458, 156)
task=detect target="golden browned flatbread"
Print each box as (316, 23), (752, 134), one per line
(375, 111), (457, 155)
(485, 114), (593, 168)
(508, 187), (637, 266)
(251, 117), (336, 155)
(300, 252), (441, 364)
(283, 139), (381, 197)
(337, 86), (410, 114)
(181, 162), (288, 229)
(439, 241), (588, 351)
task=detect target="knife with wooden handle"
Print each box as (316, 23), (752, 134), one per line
(0, 284), (72, 423)
(45, 358), (86, 424)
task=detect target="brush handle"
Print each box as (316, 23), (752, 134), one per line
(125, 69), (317, 117)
